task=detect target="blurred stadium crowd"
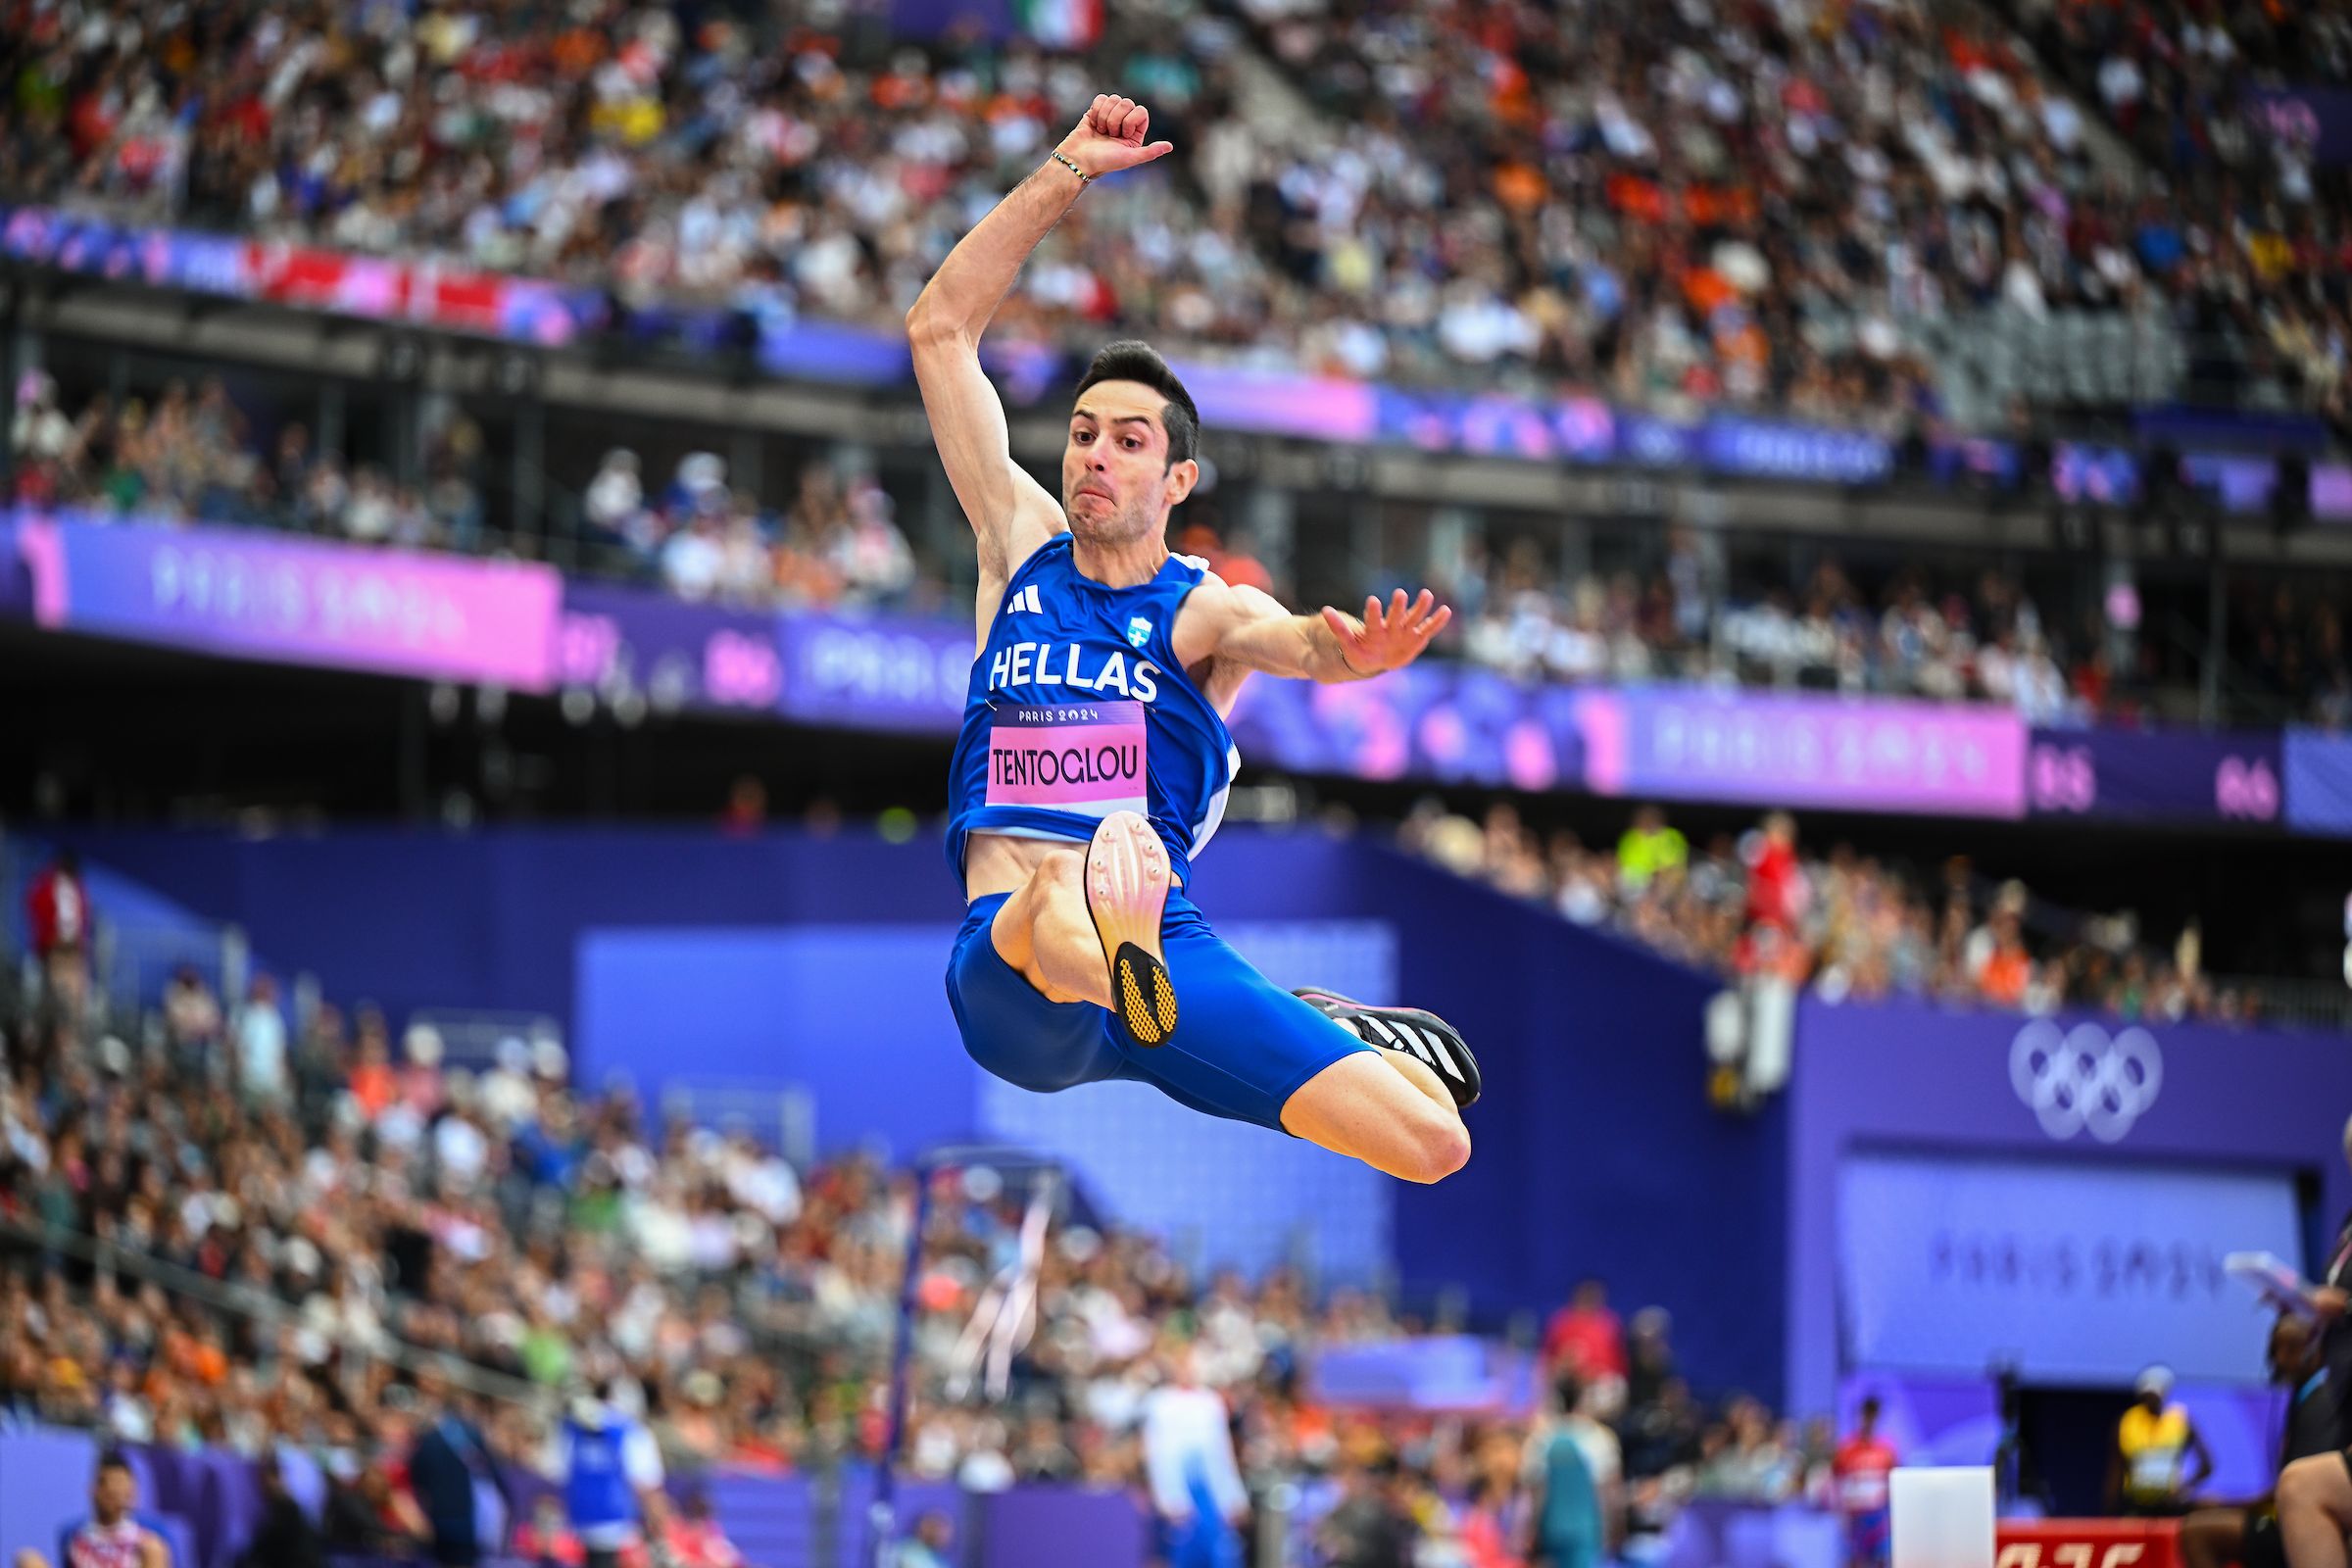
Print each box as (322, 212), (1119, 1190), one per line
(1402, 798), (2263, 1024)
(0, 0), (2346, 432)
(3, 929), (1834, 1567)
(3, 0), (2348, 1558)
(14, 373), (2352, 728)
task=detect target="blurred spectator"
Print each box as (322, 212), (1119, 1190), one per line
(1529, 1375), (1605, 1568)
(512, 1496), (586, 1568)
(648, 1490), (744, 1568)
(24, 850), (92, 1018)
(321, 1447), (428, 1555)
(1615, 810), (1687, 897)
(552, 1387), (665, 1568)
(1832, 1396), (1899, 1568)
(29, 1451), (172, 1568)
(2110, 1366), (2213, 1517)
(408, 1376), (509, 1568)
(1541, 1280), (1626, 1386)
(1143, 1345), (1248, 1568)
(236, 1453), (324, 1568)
(720, 776), (769, 837)
(586, 452), (651, 555)
(1316, 1454), (1420, 1568)
(231, 976), (289, 1108)
(23, 849), (89, 960)
(888, 1511), (956, 1568)
(1742, 814), (1806, 942)
(161, 966), (222, 1072)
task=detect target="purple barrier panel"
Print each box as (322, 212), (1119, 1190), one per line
(137, 1443), (208, 1520)
(15, 512), (562, 691)
(1837, 1152), (2298, 1385)
(2285, 726), (2352, 838)
(778, 612), (973, 733)
(1699, 415), (1893, 485)
(978, 1484), (1150, 1568)
(1783, 999), (2352, 1417)
(2245, 87), (2352, 167)
(0, 517), (27, 618)
(833, 1469), (964, 1568)
(694, 1468), (814, 1567)
(1374, 385), (1618, 462)
(1227, 666), (1590, 792)
(1578, 688), (2028, 818)
(1659, 1500), (1842, 1568)
(0, 1427), (101, 1565)
(473, 1477), (508, 1560)
(1166, 360), (1378, 444)
(153, 1514), (199, 1568)
(558, 582), (785, 714)
(275, 1444), (327, 1522)
(2315, 465), (2352, 521)
(187, 1451), (246, 1568)
(1307, 1337), (1540, 1415)
(756, 319), (915, 385)
(2025, 727), (2282, 825)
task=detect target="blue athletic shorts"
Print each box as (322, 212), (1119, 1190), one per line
(945, 887), (1374, 1132)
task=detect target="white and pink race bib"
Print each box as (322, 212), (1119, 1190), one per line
(986, 702), (1148, 818)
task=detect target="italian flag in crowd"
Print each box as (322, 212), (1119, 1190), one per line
(1017, 0), (1101, 48)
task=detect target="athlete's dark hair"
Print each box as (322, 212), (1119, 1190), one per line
(1073, 340), (1199, 469)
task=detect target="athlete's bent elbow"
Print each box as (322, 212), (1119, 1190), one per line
(906, 301), (961, 348)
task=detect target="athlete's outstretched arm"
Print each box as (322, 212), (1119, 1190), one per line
(1184, 580), (1451, 683)
(906, 94), (1172, 590)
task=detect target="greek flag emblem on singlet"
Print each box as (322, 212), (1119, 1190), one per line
(1126, 616), (1152, 648)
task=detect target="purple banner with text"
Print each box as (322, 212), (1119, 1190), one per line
(2025, 727), (2283, 826)
(558, 582), (785, 713)
(1784, 998), (2352, 1414)
(15, 512), (561, 689)
(1579, 688), (2029, 817)
(2247, 87), (2352, 167)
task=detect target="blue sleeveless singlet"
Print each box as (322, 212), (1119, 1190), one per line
(945, 533), (1240, 886)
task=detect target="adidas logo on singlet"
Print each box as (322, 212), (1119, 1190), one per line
(1008, 584), (1044, 613)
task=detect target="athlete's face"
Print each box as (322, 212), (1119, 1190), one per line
(1064, 380), (1198, 547)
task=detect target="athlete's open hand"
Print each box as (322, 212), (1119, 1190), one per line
(1324, 589), (1452, 676)
(1055, 95), (1174, 180)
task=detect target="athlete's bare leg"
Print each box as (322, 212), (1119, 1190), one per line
(989, 846), (1112, 1005)
(2279, 1451), (2352, 1568)
(986, 821), (1470, 1183)
(1280, 1052), (1471, 1185)
(988, 813), (1179, 1047)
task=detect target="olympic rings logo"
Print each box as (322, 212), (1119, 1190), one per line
(2008, 1021), (2164, 1143)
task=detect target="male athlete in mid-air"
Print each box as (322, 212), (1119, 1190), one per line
(915, 93), (1480, 1183)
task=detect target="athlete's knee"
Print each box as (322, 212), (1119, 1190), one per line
(1396, 1110), (1471, 1184)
